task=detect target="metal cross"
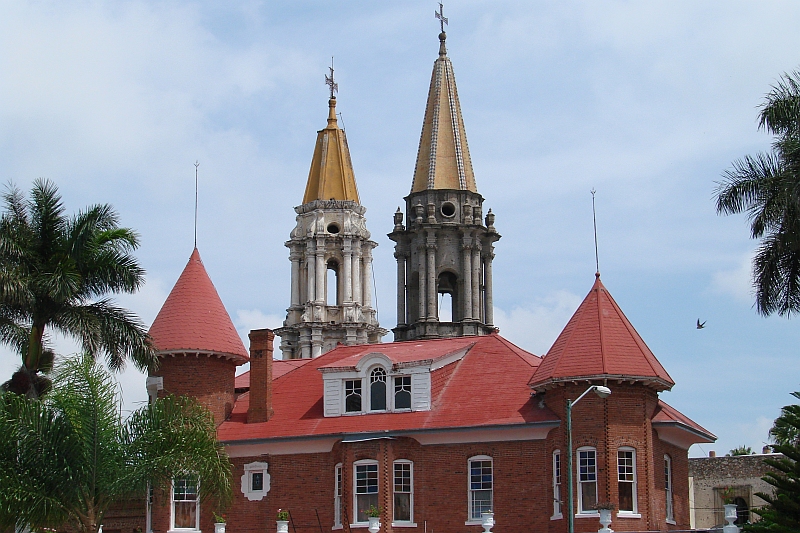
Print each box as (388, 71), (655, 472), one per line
(435, 2), (448, 32)
(325, 57), (338, 99)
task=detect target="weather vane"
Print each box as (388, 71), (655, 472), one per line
(435, 2), (448, 33)
(325, 57), (338, 99)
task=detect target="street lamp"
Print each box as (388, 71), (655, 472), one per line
(567, 385), (611, 533)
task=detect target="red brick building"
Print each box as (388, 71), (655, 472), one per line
(146, 23), (714, 533)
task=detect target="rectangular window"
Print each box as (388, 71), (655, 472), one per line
(469, 457), (493, 520)
(553, 451), (562, 518)
(334, 463), (343, 528)
(354, 462), (379, 523)
(345, 380), (362, 413)
(578, 449), (597, 513)
(665, 455), (674, 522)
(618, 449), (637, 513)
(394, 376), (412, 409)
(393, 461), (413, 523)
(251, 471), (264, 492)
(172, 476), (199, 530)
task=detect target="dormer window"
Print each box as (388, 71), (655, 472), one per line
(345, 380), (362, 412)
(370, 368), (387, 411)
(395, 376), (411, 409)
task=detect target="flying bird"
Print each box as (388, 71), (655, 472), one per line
(696, 319), (706, 329)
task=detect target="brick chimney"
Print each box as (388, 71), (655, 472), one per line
(708, 450), (716, 457)
(247, 328), (274, 423)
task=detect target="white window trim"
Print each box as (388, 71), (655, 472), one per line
(368, 366), (388, 412)
(577, 447), (598, 515)
(551, 450), (563, 520)
(617, 447), (638, 516)
(665, 454), (675, 524)
(169, 476), (200, 533)
(344, 377), (364, 414)
(392, 460), (415, 526)
(352, 459), (379, 527)
(466, 455), (493, 525)
(333, 463), (343, 530)
(241, 461), (270, 502)
(392, 375), (413, 412)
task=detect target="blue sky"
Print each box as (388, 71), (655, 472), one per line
(2, 1), (800, 457)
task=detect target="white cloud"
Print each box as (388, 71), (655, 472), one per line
(492, 290), (582, 356)
(710, 254), (753, 303)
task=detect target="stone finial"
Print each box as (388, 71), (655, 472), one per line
(485, 208), (495, 229)
(393, 207), (404, 231)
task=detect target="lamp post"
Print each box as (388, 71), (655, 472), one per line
(567, 385), (611, 533)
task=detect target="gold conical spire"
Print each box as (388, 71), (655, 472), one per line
(302, 94), (361, 204)
(411, 30), (477, 193)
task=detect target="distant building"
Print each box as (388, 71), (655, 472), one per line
(689, 450), (779, 528)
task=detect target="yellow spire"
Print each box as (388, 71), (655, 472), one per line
(302, 96), (361, 204)
(411, 30), (477, 193)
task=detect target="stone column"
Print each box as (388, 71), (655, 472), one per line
(362, 246), (373, 310)
(352, 241), (362, 305)
(290, 249), (301, 307)
(311, 327), (323, 358)
(426, 239), (437, 320)
(472, 244), (481, 320)
(306, 241), (316, 303)
(316, 239), (325, 304)
(484, 249), (494, 325)
(395, 249), (406, 325)
(343, 239), (352, 303)
(462, 242), (473, 320)
(418, 245), (427, 320)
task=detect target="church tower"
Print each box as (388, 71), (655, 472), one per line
(276, 74), (387, 359)
(389, 23), (500, 342)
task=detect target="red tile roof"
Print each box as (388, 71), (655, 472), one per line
(529, 275), (674, 391)
(235, 359), (311, 389)
(217, 334), (558, 442)
(148, 248), (248, 364)
(652, 400), (716, 443)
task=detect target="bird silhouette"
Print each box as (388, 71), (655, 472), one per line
(696, 319), (706, 329)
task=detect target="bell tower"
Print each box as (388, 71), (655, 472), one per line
(389, 23), (500, 341)
(276, 70), (387, 359)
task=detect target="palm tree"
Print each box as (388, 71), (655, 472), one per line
(0, 355), (232, 533)
(0, 178), (156, 396)
(716, 70), (800, 316)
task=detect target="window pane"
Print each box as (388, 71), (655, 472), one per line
(471, 490), (493, 519)
(251, 472), (263, 491)
(618, 451), (634, 481)
(371, 381), (386, 410)
(619, 481), (634, 511)
(357, 494), (379, 522)
(470, 461), (492, 489)
(581, 481), (597, 511)
(394, 493), (411, 522)
(356, 464), (378, 494)
(174, 502), (196, 528)
(579, 451), (596, 482)
(395, 377), (411, 409)
(345, 380), (362, 412)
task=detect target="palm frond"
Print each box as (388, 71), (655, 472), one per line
(759, 70), (800, 137)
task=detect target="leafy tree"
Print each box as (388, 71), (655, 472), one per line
(730, 445), (755, 456)
(0, 179), (156, 397)
(746, 391), (800, 533)
(716, 70), (800, 317)
(0, 355), (232, 533)
(771, 391), (800, 446)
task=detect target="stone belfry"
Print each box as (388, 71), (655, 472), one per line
(389, 17), (500, 341)
(276, 70), (387, 359)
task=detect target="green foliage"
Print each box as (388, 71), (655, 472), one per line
(745, 391), (800, 533)
(0, 178), (156, 397)
(0, 355), (232, 533)
(730, 445), (755, 456)
(716, 70), (800, 317)
(771, 391), (800, 446)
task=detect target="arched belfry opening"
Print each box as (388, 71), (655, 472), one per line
(326, 259), (339, 306)
(438, 271), (458, 322)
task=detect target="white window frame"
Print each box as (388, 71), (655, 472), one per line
(353, 459), (379, 526)
(393, 375), (412, 411)
(467, 455), (493, 524)
(369, 367), (388, 412)
(665, 455), (674, 524)
(170, 475), (200, 532)
(552, 450), (563, 519)
(577, 447), (598, 515)
(344, 378), (363, 413)
(241, 461), (270, 501)
(393, 460), (414, 525)
(617, 447), (639, 517)
(334, 463), (343, 529)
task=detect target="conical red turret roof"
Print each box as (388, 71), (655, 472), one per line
(149, 248), (248, 364)
(528, 274), (673, 391)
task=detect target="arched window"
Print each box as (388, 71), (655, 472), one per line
(327, 260), (339, 306)
(437, 272), (457, 321)
(334, 463), (343, 528)
(577, 447), (598, 513)
(664, 455), (674, 523)
(354, 460), (379, 524)
(370, 368), (387, 411)
(733, 497), (749, 525)
(393, 460), (414, 523)
(468, 455), (493, 521)
(618, 447), (638, 514)
(552, 450), (563, 519)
